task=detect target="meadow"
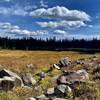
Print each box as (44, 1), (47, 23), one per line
(0, 50), (100, 74)
(0, 50), (100, 100)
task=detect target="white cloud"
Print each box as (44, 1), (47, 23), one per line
(40, 0), (48, 8)
(0, 22), (20, 29)
(30, 6), (90, 29)
(30, 6), (90, 21)
(54, 30), (67, 35)
(0, 6), (28, 16)
(24, 5), (38, 10)
(88, 25), (93, 28)
(3, 0), (11, 2)
(0, 22), (48, 38)
(88, 25), (100, 29)
(37, 20), (86, 28)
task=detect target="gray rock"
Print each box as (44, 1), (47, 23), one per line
(36, 94), (49, 100)
(53, 64), (60, 70)
(46, 87), (54, 95)
(52, 98), (67, 100)
(55, 85), (67, 94)
(22, 73), (36, 86)
(39, 72), (46, 79)
(22, 85), (33, 90)
(57, 75), (69, 85)
(92, 56), (98, 61)
(93, 76), (100, 82)
(0, 69), (23, 87)
(59, 57), (71, 67)
(76, 60), (81, 64)
(54, 85), (72, 97)
(27, 64), (34, 68)
(0, 76), (15, 91)
(28, 97), (36, 100)
(57, 69), (89, 85)
(52, 75), (60, 81)
(76, 69), (89, 80)
(93, 65), (100, 73)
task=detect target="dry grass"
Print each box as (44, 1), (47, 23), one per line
(0, 50), (100, 99)
(0, 50), (100, 74)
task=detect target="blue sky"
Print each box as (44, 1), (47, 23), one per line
(0, 0), (100, 39)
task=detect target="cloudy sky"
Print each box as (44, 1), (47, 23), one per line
(0, 0), (100, 39)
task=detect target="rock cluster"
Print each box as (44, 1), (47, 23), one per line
(27, 57), (89, 99)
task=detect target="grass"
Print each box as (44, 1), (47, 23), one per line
(0, 50), (100, 99)
(0, 50), (99, 74)
(73, 81), (100, 99)
(0, 91), (20, 100)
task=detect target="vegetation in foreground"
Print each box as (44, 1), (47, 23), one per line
(0, 50), (99, 100)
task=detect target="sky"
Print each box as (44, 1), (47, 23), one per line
(0, 0), (100, 39)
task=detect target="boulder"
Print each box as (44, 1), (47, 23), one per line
(57, 69), (89, 85)
(59, 57), (71, 67)
(76, 69), (89, 80)
(0, 69), (23, 87)
(57, 75), (69, 85)
(0, 76), (15, 91)
(54, 85), (72, 97)
(22, 73), (36, 86)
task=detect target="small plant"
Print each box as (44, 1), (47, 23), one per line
(73, 81), (100, 99)
(0, 91), (19, 100)
(65, 90), (73, 99)
(49, 68), (60, 77)
(13, 86), (33, 98)
(39, 76), (52, 90)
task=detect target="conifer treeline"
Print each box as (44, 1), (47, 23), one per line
(0, 37), (100, 51)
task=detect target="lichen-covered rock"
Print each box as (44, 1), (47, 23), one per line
(57, 69), (89, 85)
(0, 76), (15, 91)
(59, 57), (71, 67)
(54, 85), (72, 97)
(22, 73), (36, 86)
(0, 69), (24, 87)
